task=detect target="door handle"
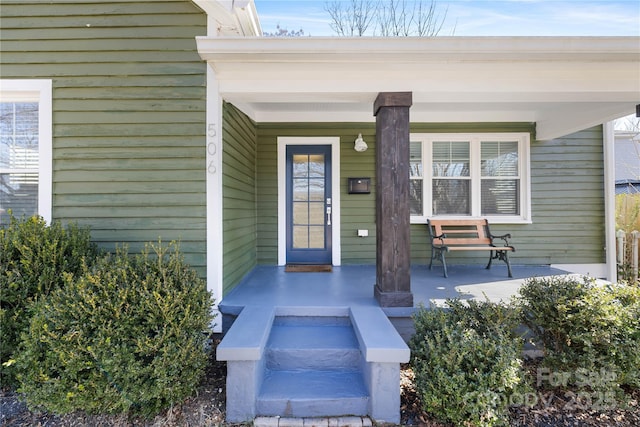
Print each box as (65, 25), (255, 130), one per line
(326, 206), (332, 226)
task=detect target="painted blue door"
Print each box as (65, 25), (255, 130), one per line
(286, 145), (332, 264)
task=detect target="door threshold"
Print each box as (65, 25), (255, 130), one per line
(285, 264), (333, 273)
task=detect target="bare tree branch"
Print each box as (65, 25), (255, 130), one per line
(414, 0), (448, 36)
(325, 0), (378, 36)
(327, 0), (449, 37)
(325, 1), (348, 36)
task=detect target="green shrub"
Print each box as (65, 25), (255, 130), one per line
(409, 299), (528, 427)
(519, 275), (640, 393)
(15, 241), (214, 417)
(1, 215), (98, 386)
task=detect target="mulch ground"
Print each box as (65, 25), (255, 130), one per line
(399, 360), (640, 427)
(2, 345), (639, 426)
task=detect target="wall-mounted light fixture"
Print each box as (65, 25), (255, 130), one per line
(354, 133), (368, 152)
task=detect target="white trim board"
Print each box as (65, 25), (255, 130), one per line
(0, 79), (53, 224)
(277, 137), (341, 266)
(204, 68), (223, 333)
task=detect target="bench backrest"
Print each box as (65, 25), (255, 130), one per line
(427, 219), (491, 246)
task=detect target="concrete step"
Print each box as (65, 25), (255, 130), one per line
(219, 307), (409, 424)
(266, 321), (360, 370)
(257, 369), (369, 418)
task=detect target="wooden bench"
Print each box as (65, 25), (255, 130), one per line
(427, 218), (515, 278)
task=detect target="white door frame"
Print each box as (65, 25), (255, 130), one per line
(277, 137), (341, 266)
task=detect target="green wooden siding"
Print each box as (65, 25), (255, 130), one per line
(256, 121), (606, 267)
(0, 0), (208, 273)
(518, 127), (606, 265)
(256, 123), (378, 264)
(340, 129), (377, 264)
(222, 103), (258, 294)
(410, 125), (605, 266)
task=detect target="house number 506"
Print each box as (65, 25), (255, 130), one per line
(207, 123), (217, 175)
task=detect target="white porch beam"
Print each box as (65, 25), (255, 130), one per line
(209, 63), (638, 96)
(197, 36), (640, 63)
(197, 36), (639, 138)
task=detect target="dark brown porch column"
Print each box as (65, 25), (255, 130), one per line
(373, 92), (413, 307)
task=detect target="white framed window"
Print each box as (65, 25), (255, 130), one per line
(0, 80), (52, 225)
(410, 133), (531, 224)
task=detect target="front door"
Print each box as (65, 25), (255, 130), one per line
(286, 145), (332, 265)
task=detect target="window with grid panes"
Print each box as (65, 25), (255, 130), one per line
(409, 133), (530, 224)
(1, 80), (52, 225)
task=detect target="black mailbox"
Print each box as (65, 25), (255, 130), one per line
(348, 177), (371, 194)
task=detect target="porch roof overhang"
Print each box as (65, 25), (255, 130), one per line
(192, 0), (261, 36)
(196, 36), (640, 140)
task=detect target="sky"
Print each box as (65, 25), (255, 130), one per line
(254, 0), (640, 37)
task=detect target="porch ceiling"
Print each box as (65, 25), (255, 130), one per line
(196, 36), (640, 140)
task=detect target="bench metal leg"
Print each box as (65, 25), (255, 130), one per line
(429, 247), (435, 270)
(441, 253), (448, 278)
(486, 250), (513, 278)
(430, 247), (448, 277)
(504, 251), (513, 278)
(486, 251), (494, 270)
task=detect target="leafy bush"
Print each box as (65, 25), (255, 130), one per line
(1, 215), (98, 386)
(519, 275), (640, 392)
(409, 299), (528, 427)
(15, 242), (214, 417)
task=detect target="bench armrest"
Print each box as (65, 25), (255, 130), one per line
(431, 232), (447, 246)
(488, 232), (512, 246)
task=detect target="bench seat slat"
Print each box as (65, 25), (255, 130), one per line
(437, 238), (492, 245)
(441, 246), (514, 251)
(435, 219), (487, 226)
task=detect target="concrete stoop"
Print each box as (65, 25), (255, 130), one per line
(254, 415), (373, 427)
(217, 306), (409, 425)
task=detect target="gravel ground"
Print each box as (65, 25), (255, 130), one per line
(2, 349), (639, 427)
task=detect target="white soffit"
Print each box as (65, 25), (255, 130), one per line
(192, 0), (261, 36)
(196, 36), (640, 140)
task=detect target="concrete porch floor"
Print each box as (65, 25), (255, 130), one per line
(217, 264), (571, 422)
(219, 264), (569, 317)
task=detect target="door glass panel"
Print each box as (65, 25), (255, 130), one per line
(309, 178), (324, 201)
(293, 179), (308, 201)
(309, 226), (325, 248)
(293, 225), (308, 248)
(308, 154), (325, 177)
(309, 202), (324, 224)
(291, 152), (326, 249)
(293, 202), (308, 224)
(293, 154), (309, 177)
